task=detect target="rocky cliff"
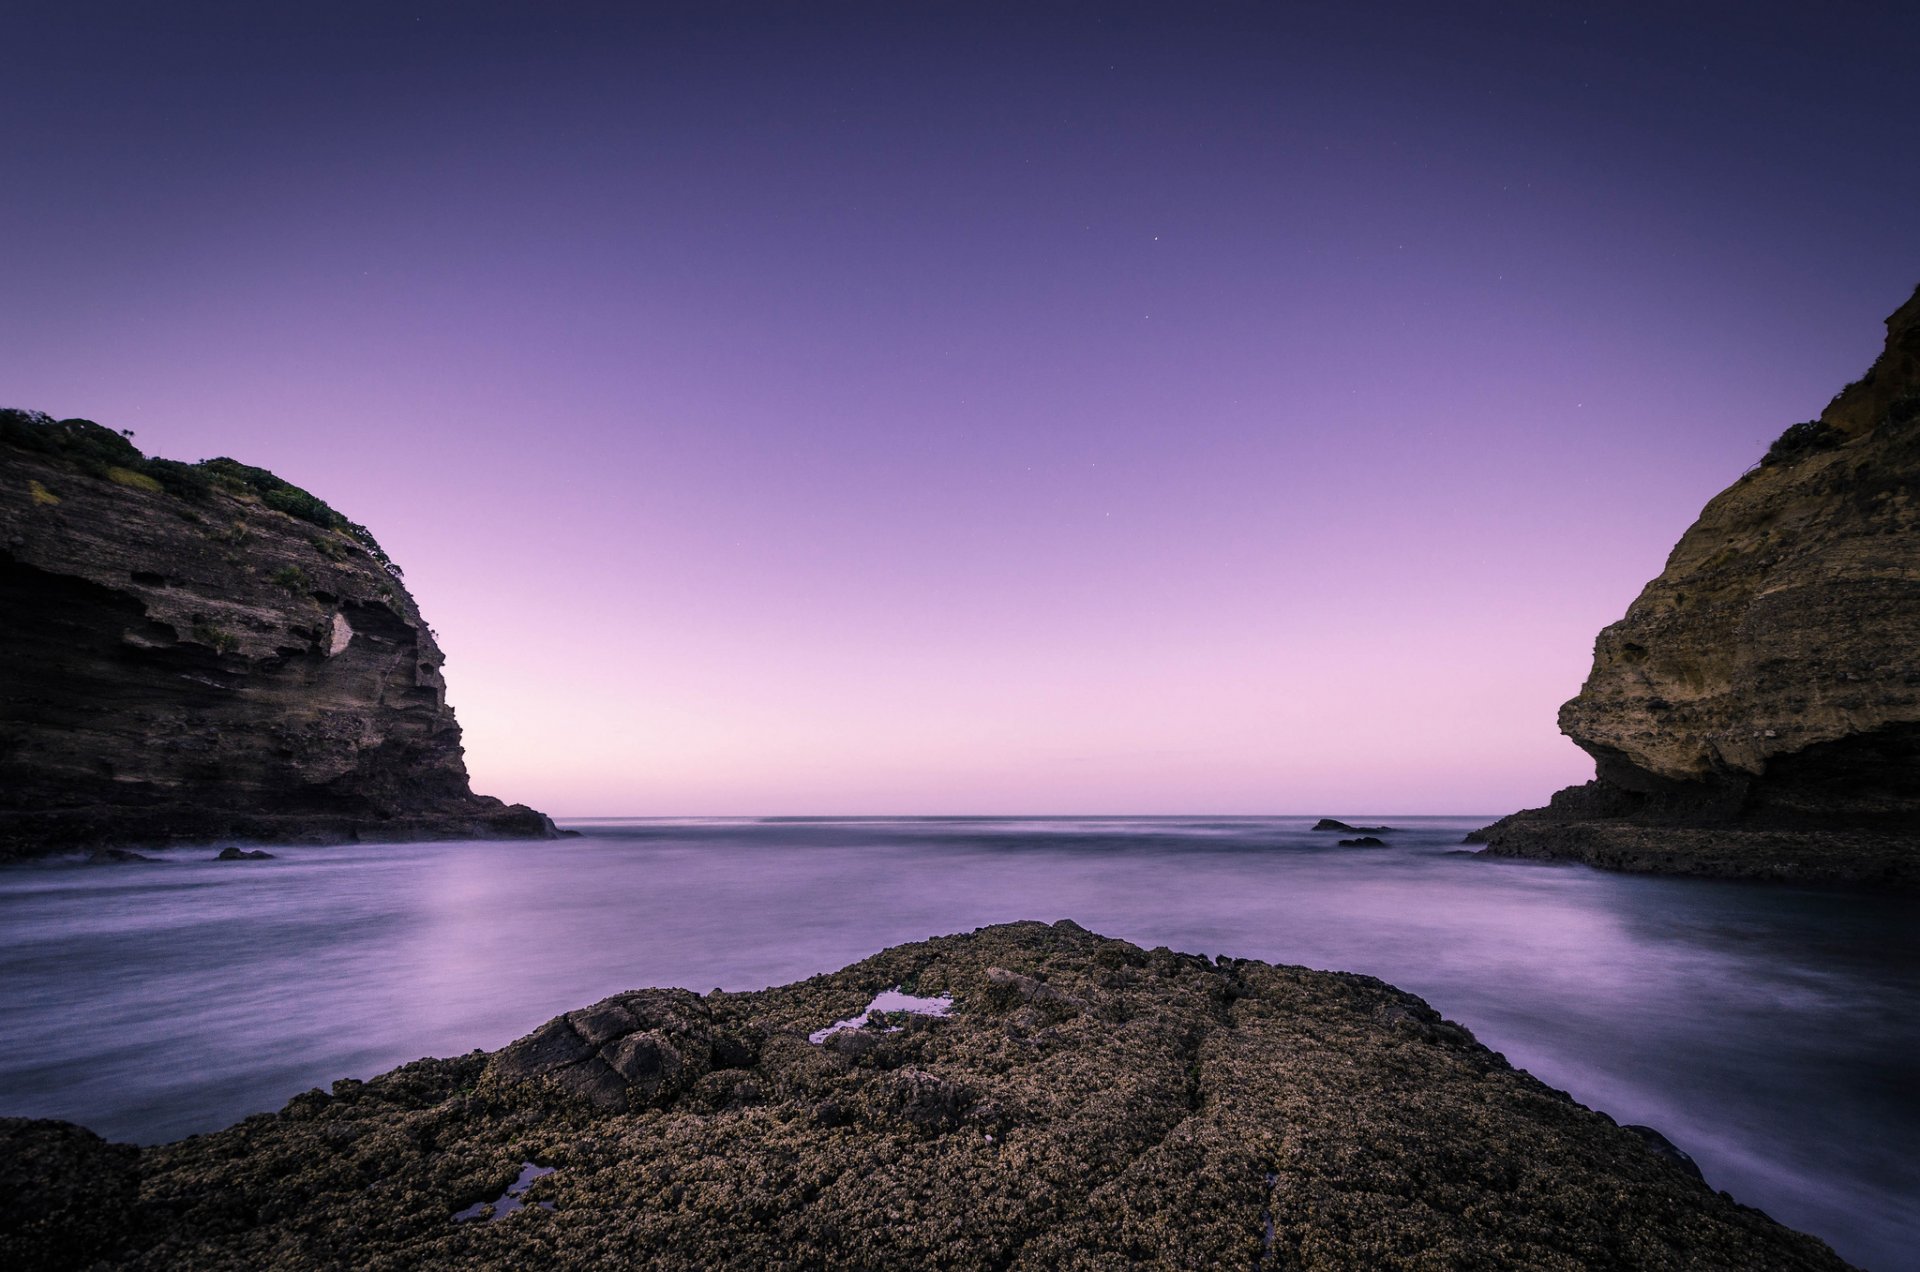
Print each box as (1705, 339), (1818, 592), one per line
(0, 410), (554, 856)
(1474, 285), (1920, 887)
(1, 923), (1851, 1269)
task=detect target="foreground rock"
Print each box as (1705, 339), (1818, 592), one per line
(0, 1118), (139, 1269)
(16, 923), (1850, 1269)
(0, 410), (555, 858)
(1475, 285), (1920, 889)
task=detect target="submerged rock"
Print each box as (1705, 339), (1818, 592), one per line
(1477, 285), (1920, 889)
(214, 846), (274, 861)
(0, 410), (556, 858)
(51, 922), (1852, 1269)
(1337, 836), (1389, 847)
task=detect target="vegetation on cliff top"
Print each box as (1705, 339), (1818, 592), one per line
(1, 407), (398, 574)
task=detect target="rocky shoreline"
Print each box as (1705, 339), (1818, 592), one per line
(4, 922), (1853, 1269)
(1468, 791), (1919, 890)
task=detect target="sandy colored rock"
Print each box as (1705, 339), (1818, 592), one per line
(0, 411), (554, 856)
(1477, 285), (1920, 886)
(31, 922), (1852, 1269)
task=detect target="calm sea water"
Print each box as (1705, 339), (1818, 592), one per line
(1, 816), (1914, 1269)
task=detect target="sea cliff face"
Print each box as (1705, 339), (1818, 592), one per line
(1475, 286), (1920, 887)
(0, 411), (554, 856)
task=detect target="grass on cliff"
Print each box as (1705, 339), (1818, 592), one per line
(2, 407), (400, 575)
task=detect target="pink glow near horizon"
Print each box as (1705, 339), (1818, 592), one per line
(5, 3), (1915, 815)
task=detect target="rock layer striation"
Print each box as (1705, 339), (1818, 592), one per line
(0, 411), (554, 856)
(2, 922), (1852, 1269)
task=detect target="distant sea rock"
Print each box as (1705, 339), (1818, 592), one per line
(1337, 836), (1389, 847)
(1, 922), (1849, 1268)
(1312, 818), (1393, 832)
(0, 410), (556, 858)
(1474, 285), (1920, 889)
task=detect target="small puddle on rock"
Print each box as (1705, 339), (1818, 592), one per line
(808, 987), (953, 1043)
(453, 1162), (555, 1223)
(1254, 1171), (1278, 1268)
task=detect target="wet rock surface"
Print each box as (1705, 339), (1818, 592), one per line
(26, 922), (1854, 1269)
(1477, 285), (1920, 889)
(0, 411), (555, 857)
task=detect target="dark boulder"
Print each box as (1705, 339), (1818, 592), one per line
(1624, 1123), (1706, 1181)
(487, 987), (719, 1111)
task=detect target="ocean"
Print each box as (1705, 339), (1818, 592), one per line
(1, 816), (1914, 1269)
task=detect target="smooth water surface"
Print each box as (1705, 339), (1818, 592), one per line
(1, 817), (1914, 1269)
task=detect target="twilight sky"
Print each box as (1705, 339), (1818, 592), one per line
(5, 2), (1917, 815)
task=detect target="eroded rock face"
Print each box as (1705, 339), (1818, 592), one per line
(0, 413), (555, 856)
(51, 922), (1852, 1269)
(1477, 286), (1920, 887)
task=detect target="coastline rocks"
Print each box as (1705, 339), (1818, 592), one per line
(67, 922), (1850, 1269)
(214, 846), (274, 861)
(1337, 836), (1389, 847)
(0, 1117), (140, 1270)
(1313, 818), (1394, 832)
(0, 410), (556, 858)
(1477, 285), (1920, 889)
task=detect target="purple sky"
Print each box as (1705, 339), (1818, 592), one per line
(6, 2), (1917, 815)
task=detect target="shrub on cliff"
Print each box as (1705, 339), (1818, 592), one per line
(1760, 418), (1844, 467)
(3, 407), (400, 575)
(0, 409), (140, 476)
(137, 457), (218, 501)
(198, 457), (400, 575)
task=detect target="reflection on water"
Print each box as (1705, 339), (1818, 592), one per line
(0, 817), (1913, 1270)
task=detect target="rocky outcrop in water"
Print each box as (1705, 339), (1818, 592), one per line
(5, 922), (1851, 1269)
(1474, 286), (1920, 889)
(0, 410), (554, 857)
